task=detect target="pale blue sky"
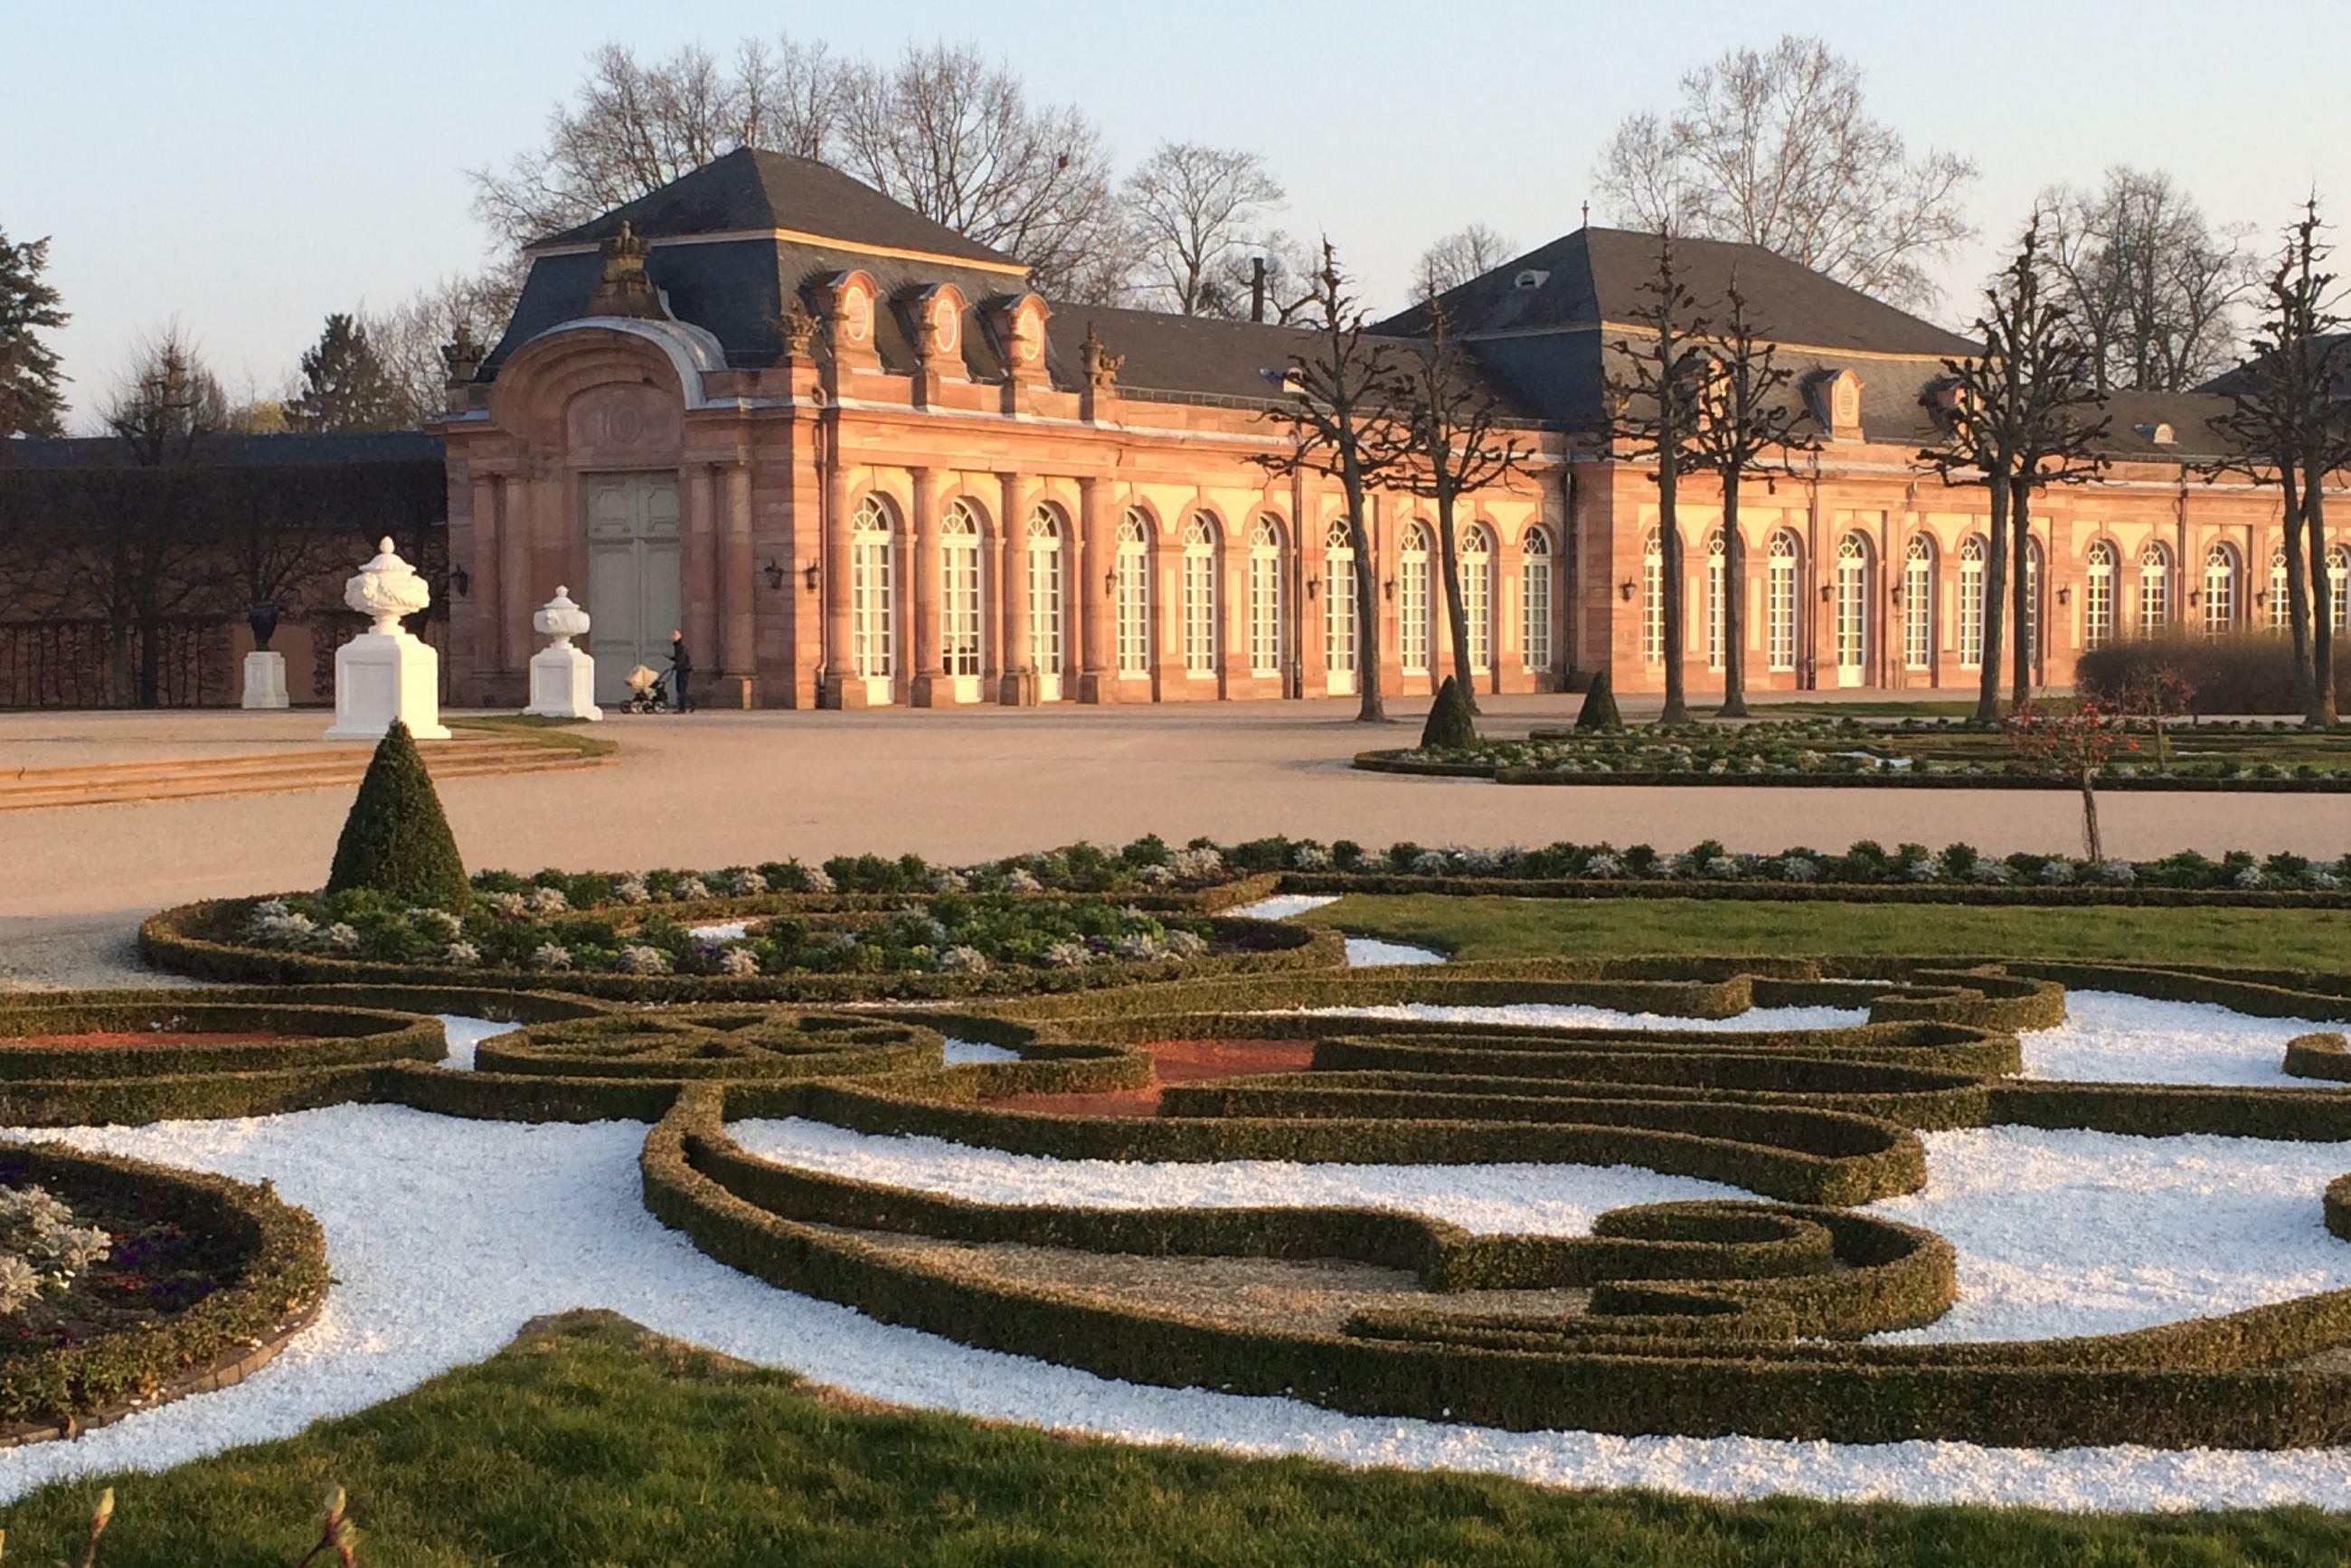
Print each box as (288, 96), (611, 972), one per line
(9, 0), (2348, 429)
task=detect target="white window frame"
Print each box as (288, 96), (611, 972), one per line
(1116, 510), (1152, 677)
(1182, 514), (1219, 677)
(1520, 527), (1553, 672)
(1026, 505), (1064, 685)
(1957, 534), (1986, 668)
(2204, 541), (2237, 639)
(850, 495), (895, 683)
(2083, 541), (2116, 652)
(1766, 532), (1799, 673)
(1400, 523), (1432, 675)
(1324, 518), (1357, 682)
(1460, 523), (1493, 674)
(2139, 541), (2171, 634)
(1704, 530), (1727, 673)
(1248, 515), (1283, 677)
(939, 499), (985, 683)
(1903, 534), (1935, 671)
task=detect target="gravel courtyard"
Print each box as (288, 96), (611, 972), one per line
(8, 694), (2351, 989)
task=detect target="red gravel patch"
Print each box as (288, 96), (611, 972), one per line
(5, 1032), (294, 1049)
(989, 1037), (1312, 1119)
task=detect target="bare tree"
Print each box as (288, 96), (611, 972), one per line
(1606, 233), (1707, 723)
(362, 260), (527, 425)
(1685, 271), (1820, 716)
(1594, 36), (1976, 312)
(470, 41), (839, 248)
(2041, 168), (2257, 392)
(1413, 224), (1517, 299)
(1255, 242), (1409, 723)
(1209, 230), (1328, 325)
(1123, 142), (1284, 316)
(1383, 294), (1536, 710)
(836, 41), (1119, 298)
(2206, 200), (2351, 726)
(1915, 216), (2106, 723)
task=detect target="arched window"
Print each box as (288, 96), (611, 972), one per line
(1957, 534), (1987, 667)
(850, 495), (895, 686)
(940, 499), (985, 686)
(1324, 517), (1358, 692)
(2204, 540), (2238, 638)
(2083, 541), (2117, 652)
(2331, 544), (2351, 635)
(2271, 543), (2291, 632)
(1248, 515), (1284, 677)
(1520, 527), (1553, 672)
(1641, 527), (1665, 666)
(1181, 513), (1219, 677)
(1460, 523), (1494, 673)
(1766, 532), (1799, 673)
(1903, 534), (1935, 671)
(1704, 529), (1728, 673)
(1116, 510), (1153, 677)
(1834, 533), (1870, 676)
(1026, 504), (1066, 700)
(1400, 523), (1432, 674)
(2139, 540), (2171, 634)
(2024, 537), (2044, 670)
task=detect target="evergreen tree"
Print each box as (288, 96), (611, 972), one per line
(326, 721), (471, 909)
(285, 313), (405, 432)
(1419, 675), (1479, 751)
(1575, 670), (1624, 731)
(0, 227), (70, 438)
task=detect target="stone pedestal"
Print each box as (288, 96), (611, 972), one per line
(522, 585), (602, 721)
(325, 631), (451, 740)
(241, 651), (289, 710)
(325, 537), (450, 741)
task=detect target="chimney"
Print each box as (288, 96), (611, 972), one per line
(1251, 257), (1267, 324)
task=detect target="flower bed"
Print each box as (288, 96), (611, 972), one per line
(0, 1141), (326, 1440)
(1361, 715), (2351, 790)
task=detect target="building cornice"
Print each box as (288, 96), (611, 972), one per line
(525, 226), (1031, 279)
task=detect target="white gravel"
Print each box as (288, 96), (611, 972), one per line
(687, 921), (751, 943)
(5, 1097), (2349, 1513)
(940, 1038), (1021, 1065)
(1287, 1001), (1868, 1032)
(1224, 895), (1340, 922)
(434, 1015), (509, 1072)
(1345, 938), (1447, 967)
(725, 1117), (1740, 1234)
(2018, 991), (2334, 1088)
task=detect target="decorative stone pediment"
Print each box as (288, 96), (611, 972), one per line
(1805, 367), (1865, 439)
(981, 291), (1052, 375)
(566, 383), (682, 461)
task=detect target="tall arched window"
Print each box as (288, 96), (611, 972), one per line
(1520, 527), (1553, 672)
(1400, 523), (1432, 674)
(2083, 541), (2117, 651)
(1116, 509), (1153, 678)
(2203, 541), (2238, 638)
(940, 499), (984, 694)
(2024, 537), (2044, 671)
(2331, 544), (2351, 635)
(850, 495), (896, 695)
(1704, 529), (1728, 673)
(1181, 514), (1219, 677)
(1248, 515), (1284, 677)
(1903, 534), (1935, 671)
(1641, 527), (1665, 666)
(2139, 540), (2172, 634)
(1025, 504), (1065, 701)
(1957, 534), (1987, 667)
(1324, 518), (1358, 694)
(1766, 532), (1799, 673)
(1460, 523), (1494, 673)
(1834, 533), (1870, 679)
(2271, 543), (2291, 632)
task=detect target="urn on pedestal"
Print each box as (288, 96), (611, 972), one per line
(324, 537), (450, 741)
(524, 586), (602, 721)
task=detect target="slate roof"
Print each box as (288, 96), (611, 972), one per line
(533, 146), (1017, 269)
(1376, 227), (1979, 359)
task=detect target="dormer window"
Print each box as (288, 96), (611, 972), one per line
(1807, 367), (1865, 439)
(1513, 269), (1550, 291)
(2137, 421), (2176, 445)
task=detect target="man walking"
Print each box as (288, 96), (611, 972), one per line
(668, 628), (695, 713)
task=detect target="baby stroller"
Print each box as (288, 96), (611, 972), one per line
(622, 664), (672, 714)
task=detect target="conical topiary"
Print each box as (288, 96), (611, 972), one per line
(326, 720), (469, 909)
(1419, 675), (1479, 751)
(1575, 669), (1623, 731)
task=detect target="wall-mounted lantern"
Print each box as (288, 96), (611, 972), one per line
(763, 559), (787, 590)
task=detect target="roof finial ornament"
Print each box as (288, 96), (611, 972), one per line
(439, 323), (486, 386)
(587, 220), (667, 320)
(1581, 199), (1590, 230)
(1080, 323), (1122, 391)
(778, 297), (818, 357)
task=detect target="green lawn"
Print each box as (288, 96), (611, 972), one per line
(8, 1313), (2347, 1566)
(1302, 894), (2351, 970)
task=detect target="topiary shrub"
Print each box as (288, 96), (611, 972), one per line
(326, 720), (470, 910)
(1420, 676), (1479, 751)
(1576, 670), (1623, 731)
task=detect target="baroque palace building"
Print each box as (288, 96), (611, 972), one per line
(434, 146), (2316, 708)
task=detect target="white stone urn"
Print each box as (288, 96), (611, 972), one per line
(524, 586), (602, 721)
(324, 536), (450, 741)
